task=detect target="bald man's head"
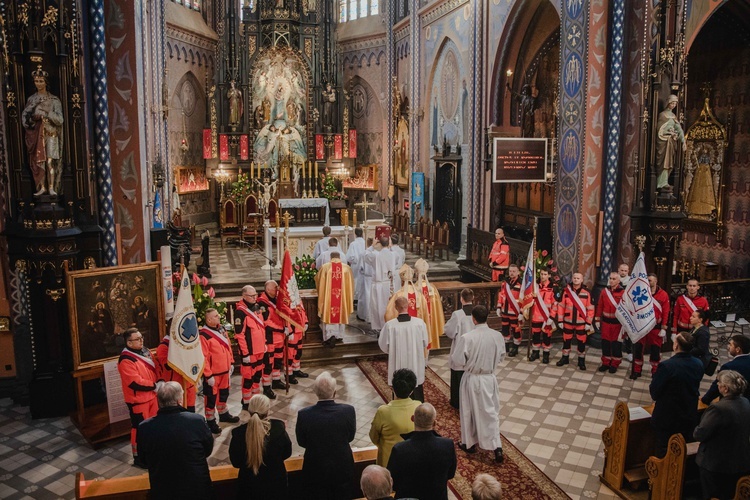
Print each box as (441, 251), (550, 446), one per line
(413, 403), (436, 431)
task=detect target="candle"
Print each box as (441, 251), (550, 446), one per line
(353, 209), (357, 226)
(672, 260), (678, 275)
(307, 161), (312, 178)
(314, 163), (318, 179)
(250, 162), (254, 179)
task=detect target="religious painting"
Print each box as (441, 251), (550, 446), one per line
(394, 117), (409, 188)
(67, 263), (165, 371)
(175, 167), (210, 194)
(251, 47), (309, 178)
(342, 164), (379, 191)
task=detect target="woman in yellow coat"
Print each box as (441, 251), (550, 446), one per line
(369, 368), (421, 466)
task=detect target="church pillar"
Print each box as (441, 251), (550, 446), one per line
(555, 0), (588, 278)
(578, 0), (610, 283)
(385, 0), (396, 193)
(599, 0), (626, 282)
(409, 0), (420, 170)
(469, 0), (485, 230)
(89, 0), (118, 266)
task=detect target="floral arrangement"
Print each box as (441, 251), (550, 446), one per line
(172, 273), (231, 333)
(320, 173), (348, 201)
(229, 171), (254, 201)
(521, 249), (564, 300)
(293, 255), (317, 289)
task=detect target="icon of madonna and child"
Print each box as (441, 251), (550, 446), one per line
(252, 56), (308, 179)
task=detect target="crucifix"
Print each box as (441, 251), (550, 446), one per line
(354, 194), (376, 223)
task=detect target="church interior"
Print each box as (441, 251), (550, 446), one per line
(1, 0), (750, 498)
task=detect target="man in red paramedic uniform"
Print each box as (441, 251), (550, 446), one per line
(631, 274), (671, 379)
(556, 273), (595, 370)
(488, 228), (510, 281)
(234, 285), (268, 406)
(258, 280), (286, 398)
(672, 278), (709, 337)
(496, 264), (522, 357)
(200, 308), (239, 434)
(155, 336), (196, 412)
(530, 268), (558, 364)
(595, 272), (625, 374)
(118, 328), (159, 468)
(286, 304), (309, 384)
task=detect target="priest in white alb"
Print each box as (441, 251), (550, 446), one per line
(378, 296), (429, 402)
(365, 236), (395, 331)
(314, 251), (355, 348)
(346, 227), (366, 308)
(451, 305), (506, 463)
(389, 234), (406, 291)
(357, 237), (374, 322)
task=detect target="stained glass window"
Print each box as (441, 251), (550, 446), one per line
(359, 0), (367, 18)
(340, 0), (347, 22)
(349, 0), (358, 20)
(370, 0), (378, 15)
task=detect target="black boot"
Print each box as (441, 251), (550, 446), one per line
(556, 355), (569, 366)
(263, 387), (277, 399)
(529, 350), (540, 362)
(629, 371), (641, 380)
(597, 364), (609, 372)
(293, 370), (309, 378)
(241, 403), (249, 412)
(219, 411), (240, 423)
(288, 375), (298, 385)
(207, 419), (221, 435)
(542, 351), (550, 364)
(272, 380), (286, 390)
(578, 357), (587, 371)
(508, 344), (519, 357)
(494, 448), (504, 463)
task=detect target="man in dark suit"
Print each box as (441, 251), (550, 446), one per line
(702, 335), (750, 404)
(387, 403), (457, 500)
(649, 332), (704, 457)
(137, 382), (214, 500)
(296, 371), (356, 500)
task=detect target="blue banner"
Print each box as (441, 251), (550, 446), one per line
(411, 172), (425, 222)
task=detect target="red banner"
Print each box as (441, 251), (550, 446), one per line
(277, 250), (305, 330)
(334, 134), (343, 160)
(348, 129), (357, 158)
(239, 135), (249, 160)
(219, 134), (229, 161)
(315, 134), (325, 160)
(329, 262), (343, 323)
(203, 129), (212, 159)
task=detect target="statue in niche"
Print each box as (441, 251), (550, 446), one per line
(655, 94), (686, 191)
(431, 94), (439, 146)
(322, 83), (337, 128)
(686, 153), (717, 218)
(22, 67), (64, 196)
(519, 84), (536, 138)
(227, 80), (243, 126)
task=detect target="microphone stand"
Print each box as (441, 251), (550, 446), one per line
(235, 238), (276, 281)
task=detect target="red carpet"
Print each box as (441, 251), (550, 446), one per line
(357, 357), (570, 500)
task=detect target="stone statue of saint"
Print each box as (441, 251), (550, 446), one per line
(519, 84), (536, 138)
(22, 67), (64, 196)
(322, 83), (336, 128)
(227, 80), (243, 126)
(655, 94), (686, 191)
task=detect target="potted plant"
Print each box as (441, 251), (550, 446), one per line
(321, 174), (348, 209)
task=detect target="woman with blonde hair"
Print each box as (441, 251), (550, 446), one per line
(229, 394), (292, 499)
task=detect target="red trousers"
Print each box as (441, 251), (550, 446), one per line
(633, 329), (663, 374)
(240, 354), (264, 403)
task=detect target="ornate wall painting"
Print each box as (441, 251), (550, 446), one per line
(342, 164), (379, 191)
(394, 117), (410, 188)
(67, 263), (165, 371)
(251, 49), (309, 177)
(175, 167), (210, 194)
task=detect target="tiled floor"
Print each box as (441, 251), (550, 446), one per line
(0, 328), (731, 499)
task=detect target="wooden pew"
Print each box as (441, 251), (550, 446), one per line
(601, 401), (706, 499)
(645, 433), (699, 500)
(733, 475), (750, 500)
(76, 446), (378, 499)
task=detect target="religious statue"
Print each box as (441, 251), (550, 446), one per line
(519, 84), (536, 138)
(254, 83), (306, 177)
(254, 178), (278, 211)
(22, 67), (64, 196)
(322, 83), (337, 128)
(685, 153), (717, 217)
(171, 185), (181, 225)
(227, 80), (243, 126)
(292, 163), (301, 197)
(655, 94), (686, 191)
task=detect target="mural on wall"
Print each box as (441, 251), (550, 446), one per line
(350, 78), (383, 166)
(428, 40), (466, 149)
(251, 48), (308, 178)
(395, 118), (410, 187)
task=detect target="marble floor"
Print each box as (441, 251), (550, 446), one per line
(0, 328), (734, 500)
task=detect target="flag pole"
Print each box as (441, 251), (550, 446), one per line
(527, 221), (538, 361)
(180, 263), (188, 408)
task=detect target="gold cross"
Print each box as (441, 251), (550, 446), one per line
(354, 194), (376, 222)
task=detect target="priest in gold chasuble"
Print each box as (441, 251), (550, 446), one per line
(414, 259), (445, 351)
(315, 252), (355, 346)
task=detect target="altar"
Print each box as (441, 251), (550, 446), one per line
(278, 197), (330, 226)
(264, 225), (351, 268)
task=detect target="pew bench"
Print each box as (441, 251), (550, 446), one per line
(76, 445), (378, 499)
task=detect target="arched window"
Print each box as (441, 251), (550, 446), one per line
(370, 0), (378, 16)
(349, 0), (358, 20)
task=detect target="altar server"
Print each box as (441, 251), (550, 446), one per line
(379, 296), (429, 402)
(444, 288), (475, 408)
(315, 237), (340, 269)
(451, 306), (506, 463)
(200, 308), (239, 434)
(312, 226), (332, 260)
(358, 238), (375, 322)
(315, 251), (355, 347)
(346, 227), (366, 306)
(366, 237), (395, 331)
(390, 235), (406, 291)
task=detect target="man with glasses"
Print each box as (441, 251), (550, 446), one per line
(234, 285), (269, 405)
(488, 228), (510, 282)
(701, 335), (750, 404)
(118, 327), (160, 468)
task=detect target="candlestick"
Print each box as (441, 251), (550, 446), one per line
(275, 213), (280, 232)
(250, 162), (254, 179)
(314, 163), (318, 179)
(352, 209), (357, 227)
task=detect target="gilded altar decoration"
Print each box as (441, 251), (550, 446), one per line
(683, 96), (727, 223)
(175, 167), (210, 194)
(342, 164), (379, 191)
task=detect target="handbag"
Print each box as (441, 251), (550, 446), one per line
(705, 356), (719, 377)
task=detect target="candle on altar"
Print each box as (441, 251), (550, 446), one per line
(352, 209), (357, 226)
(307, 161), (312, 178)
(275, 213), (280, 231)
(250, 162), (254, 179)
(314, 162), (318, 179)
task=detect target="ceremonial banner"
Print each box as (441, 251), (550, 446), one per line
(616, 252), (656, 343)
(152, 190), (164, 229)
(219, 134), (229, 161)
(315, 134), (325, 160)
(203, 129), (212, 159)
(239, 135), (249, 160)
(348, 129), (357, 158)
(334, 134), (343, 160)
(160, 245), (174, 319)
(277, 250), (305, 330)
(520, 240), (536, 313)
(168, 268), (205, 383)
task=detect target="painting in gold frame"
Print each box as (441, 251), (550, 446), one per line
(394, 117), (410, 188)
(67, 262), (164, 371)
(342, 164), (379, 191)
(175, 167), (210, 194)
